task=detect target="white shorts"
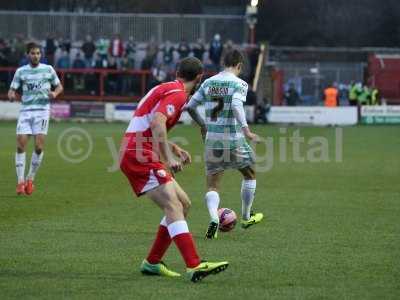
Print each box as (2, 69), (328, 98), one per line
(16, 110), (50, 135)
(205, 144), (255, 175)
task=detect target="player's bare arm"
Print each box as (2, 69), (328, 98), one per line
(169, 142), (192, 165)
(49, 83), (64, 99)
(150, 112), (183, 173)
(185, 100), (207, 140)
(8, 88), (19, 102)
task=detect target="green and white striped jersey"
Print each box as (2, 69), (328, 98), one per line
(191, 70), (248, 149)
(10, 63), (60, 111)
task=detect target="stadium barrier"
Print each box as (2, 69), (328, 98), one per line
(360, 106), (400, 124)
(266, 107), (358, 126)
(0, 101), (352, 125)
(0, 67), (149, 102)
(3, 102), (399, 125)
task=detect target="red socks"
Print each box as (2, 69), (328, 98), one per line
(146, 224), (172, 264)
(146, 219), (201, 268)
(168, 220), (200, 268)
(172, 232), (201, 268)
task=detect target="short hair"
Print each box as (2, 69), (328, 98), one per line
(176, 57), (203, 81)
(26, 42), (41, 54)
(223, 49), (244, 68)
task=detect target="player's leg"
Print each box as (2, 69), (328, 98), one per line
(147, 182), (229, 282)
(238, 165), (263, 228)
(204, 171), (224, 239)
(15, 134), (29, 195)
(147, 182), (201, 267)
(172, 179), (192, 218)
(25, 134), (46, 195)
(26, 112), (49, 195)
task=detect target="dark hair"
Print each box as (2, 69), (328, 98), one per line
(26, 42), (41, 54)
(176, 57), (203, 81)
(223, 49), (244, 68)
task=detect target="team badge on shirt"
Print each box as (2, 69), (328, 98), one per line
(166, 104), (175, 116)
(157, 169), (167, 178)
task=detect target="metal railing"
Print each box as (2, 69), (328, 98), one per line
(0, 67), (218, 102)
(0, 67), (150, 102)
(0, 11), (246, 43)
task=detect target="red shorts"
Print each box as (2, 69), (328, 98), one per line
(120, 150), (173, 197)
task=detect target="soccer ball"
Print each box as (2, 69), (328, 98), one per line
(218, 208), (237, 232)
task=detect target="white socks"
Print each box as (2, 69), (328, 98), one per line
(205, 191), (220, 223)
(241, 180), (256, 220)
(15, 151), (44, 183)
(167, 220), (189, 238)
(15, 152), (26, 184)
(27, 152), (44, 181)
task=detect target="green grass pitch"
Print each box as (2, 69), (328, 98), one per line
(0, 122), (399, 299)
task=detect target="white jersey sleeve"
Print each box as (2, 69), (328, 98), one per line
(50, 66), (61, 86)
(232, 81), (248, 103)
(10, 69), (21, 90)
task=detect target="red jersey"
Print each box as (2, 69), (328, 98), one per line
(122, 80), (187, 158)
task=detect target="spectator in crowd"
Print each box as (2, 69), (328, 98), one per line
(203, 52), (218, 73)
(121, 55), (135, 95)
(59, 37), (71, 53)
(348, 81), (362, 106)
(357, 85), (371, 106)
(72, 52), (85, 69)
(324, 83), (339, 107)
(45, 34), (57, 66)
(177, 39), (190, 59)
(0, 39), (8, 66)
(221, 40), (234, 65)
(161, 40), (175, 68)
(81, 35), (96, 67)
(13, 34), (26, 63)
(0, 34), (260, 100)
(146, 38), (159, 65)
(370, 86), (380, 105)
(285, 83), (301, 106)
(96, 37), (109, 67)
(106, 56), (120, 94)
(56, 50), (71, 69)
(109, 34), (124, 67)
(8, 47), (20, 67)
(209, 33), (223, 69)
(93, 52), (106, 68)
(192, 38), (205, 61)
(149, 63), (168, 89)
(125, 36), (136, 69)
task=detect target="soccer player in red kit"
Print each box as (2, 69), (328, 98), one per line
(120, 57), (228, 282)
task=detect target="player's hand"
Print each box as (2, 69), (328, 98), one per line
(178, 149), (192, 165)
(48, 91), (57, 99)
(243, 127), (261, 144)
(8, 91), (17, 102)
(246, 132), (261, 144)
(168, 158), (183, 173)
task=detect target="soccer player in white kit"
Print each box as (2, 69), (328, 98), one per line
(8, 42), (63, 195)
(186, 49), (263, 239)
